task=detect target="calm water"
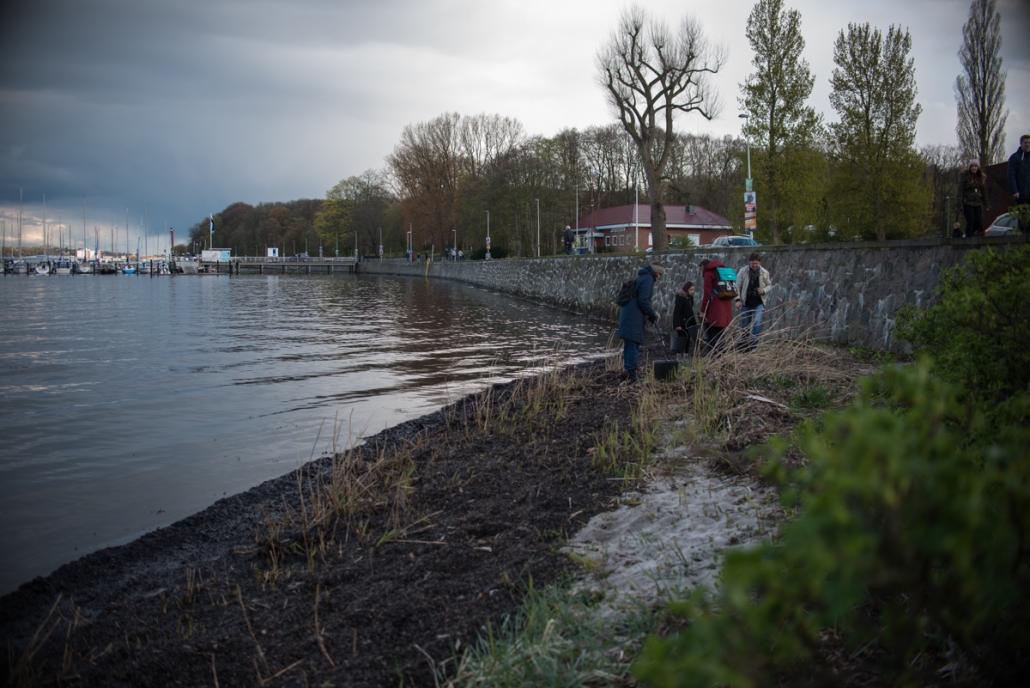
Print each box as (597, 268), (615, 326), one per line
(0, 273), (612, 593)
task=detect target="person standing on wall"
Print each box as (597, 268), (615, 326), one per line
(1008, 134), (1030, 236)
(959, 160), (988, 238)
(672, 281), (699, 355)
(700, 258), (733, 353)
(617, 262), (664, 382)
(563, 225), (575, 254)
(735, 252), (773, 351)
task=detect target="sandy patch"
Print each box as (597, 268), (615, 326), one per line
(566, 441), (782, 617)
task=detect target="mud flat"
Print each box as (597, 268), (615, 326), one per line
(0, 361), (641, 687)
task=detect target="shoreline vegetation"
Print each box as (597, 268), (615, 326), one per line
(4, 245), (1027, 687)
(0, 324), (873, 687)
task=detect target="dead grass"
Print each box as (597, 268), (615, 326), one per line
(643, 313), (874, 471)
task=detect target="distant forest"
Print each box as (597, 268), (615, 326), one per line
(188, 121), (754, 258)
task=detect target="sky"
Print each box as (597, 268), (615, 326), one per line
(1, 0), (1027, 252)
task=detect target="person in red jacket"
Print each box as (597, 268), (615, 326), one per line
(700, 258), (734, 353)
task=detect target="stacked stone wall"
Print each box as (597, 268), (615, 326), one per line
(360, 239), (1019, 351)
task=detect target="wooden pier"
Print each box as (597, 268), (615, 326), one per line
(200, 256), (359, 275)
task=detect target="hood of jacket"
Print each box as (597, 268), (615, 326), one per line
(703, 259), (726, 274)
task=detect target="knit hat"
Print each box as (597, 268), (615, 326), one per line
(650, 262), (666, 275)
(969, 159), (980, 168)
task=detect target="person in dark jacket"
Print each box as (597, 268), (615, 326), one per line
(959, 159), (988, 237)
(671, 281), (698, 354)
(1008, 135), (1030, 203)
(700, 258), (734, 353)
(617, 262), (664, 381)
(1008, 135), (1030, 236)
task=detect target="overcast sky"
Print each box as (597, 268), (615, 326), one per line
(1, 0), (1027, 251)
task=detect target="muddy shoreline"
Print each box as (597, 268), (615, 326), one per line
(1, 359), (641, 686)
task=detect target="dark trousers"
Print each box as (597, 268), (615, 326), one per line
(703, 324), (726, 354)
(963, 204), (983, 237)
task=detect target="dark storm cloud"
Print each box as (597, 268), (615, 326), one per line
(0, 0), (471, 236)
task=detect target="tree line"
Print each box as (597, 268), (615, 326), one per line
(190, 0), (1010, 255)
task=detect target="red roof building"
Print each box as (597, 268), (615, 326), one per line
(574, 204), (733, 251)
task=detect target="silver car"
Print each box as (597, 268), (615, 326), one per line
(985, 213), (1021, 237)
(709, 235), (760, 248)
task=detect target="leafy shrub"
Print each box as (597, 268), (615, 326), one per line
(896, 245), (1030, 406)
(633, 363), (1030, 686)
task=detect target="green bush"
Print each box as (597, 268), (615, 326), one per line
(633, 363), (1030, 686)
(897, 245), (1030, 406)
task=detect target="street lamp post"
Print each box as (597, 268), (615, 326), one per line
(485, 211), (491, 260)
(452, 227), (457, 261)
(739, 113), (755, 239)
(535, 199), (540, 258)
(738, 113), (752, 190)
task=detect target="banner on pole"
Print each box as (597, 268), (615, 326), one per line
(744, 191), (757, 231)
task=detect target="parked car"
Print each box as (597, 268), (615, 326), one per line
(707, 235), (760, 248)
(985, 212), (1021, 237)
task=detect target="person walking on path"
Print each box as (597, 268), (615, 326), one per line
(617, 262), (664, 381)
(700, 258), (733, 353)
(960, 159), (989, 237)
(735, 252), (773, 350)
(672, 281), (699, 355)
(1008, 134), (1030, 236)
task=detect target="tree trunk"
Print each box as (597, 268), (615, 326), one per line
(650, 194), (667, 251)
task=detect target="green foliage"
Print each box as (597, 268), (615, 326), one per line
(187, 199), (323, 256)
(633, 363), (1030, 686)
(897, 245), (1030, 406)
(450, 583), (660, 687)
(828, 23), (929, 240)
(791, 384), (829, 410)
(740, 0), (823, 244)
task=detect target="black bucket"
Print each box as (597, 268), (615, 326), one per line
(653, 359), (679, 381)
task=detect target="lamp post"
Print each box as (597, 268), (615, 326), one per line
(485, 211), (491, 260)
(739, 113), (755, 238)
(738, 113), (752, 190)
(535, 199), (540, 257)
(452, 227), (457, 261)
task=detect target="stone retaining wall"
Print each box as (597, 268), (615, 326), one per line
(359, 239), (1020, 351)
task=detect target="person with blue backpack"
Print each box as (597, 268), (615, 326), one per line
(617, 262), (665, 382)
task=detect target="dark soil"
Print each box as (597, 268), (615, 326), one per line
(0, 361), (641, 687)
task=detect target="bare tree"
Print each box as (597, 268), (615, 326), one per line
(598, 6), (724, 250)
(955, 0), (1008, 167)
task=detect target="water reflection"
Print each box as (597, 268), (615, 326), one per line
(0, 273), (612, 593)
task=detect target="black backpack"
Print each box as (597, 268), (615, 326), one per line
(614, 277), (637, 306)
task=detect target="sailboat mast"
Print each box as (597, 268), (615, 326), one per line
(17, 187), (23, 258)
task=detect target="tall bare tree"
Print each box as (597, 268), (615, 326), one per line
(955, 0), (1008, 167)
(740, 0), (820, 244)
(598, 6), (724, 251)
